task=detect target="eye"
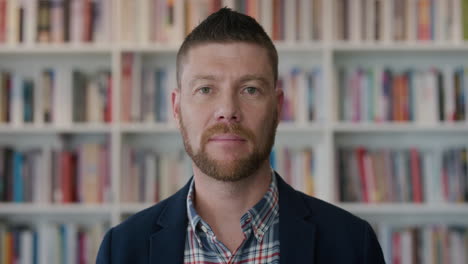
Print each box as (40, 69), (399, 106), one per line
(197, 86), (211, 94)
(243, 86), (259, 95)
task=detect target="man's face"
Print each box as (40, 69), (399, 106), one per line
(172, 42), (283, 182)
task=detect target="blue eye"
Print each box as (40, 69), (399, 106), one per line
(244, 87), (258, 95)
(199, 87), (211, 94)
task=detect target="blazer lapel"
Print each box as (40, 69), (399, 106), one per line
(149, 179), (191, 264)
(277, 174), (316, 264)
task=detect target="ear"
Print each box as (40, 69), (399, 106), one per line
(171, 88), (181, 129)
(275, 87), (284, 122)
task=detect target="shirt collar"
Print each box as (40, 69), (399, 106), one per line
(186, 170), (279, 243)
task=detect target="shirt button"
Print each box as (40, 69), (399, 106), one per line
(201, 226), (208, 233)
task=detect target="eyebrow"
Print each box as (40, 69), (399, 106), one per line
(188, 74), (272, 88)
(189, 75), (218, 88)
(238, 74), (271, 87)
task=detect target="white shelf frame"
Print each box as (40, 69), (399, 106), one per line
(0, 0), (466, 230)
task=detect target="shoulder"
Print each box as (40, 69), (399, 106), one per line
(111, 178), (191, 237)
(295, 191), (384, 263)
(298, 192), (365, 227)
(112, 194), (176, 237)
(97, 178), (191, 263)
(96, 194), (183, 263)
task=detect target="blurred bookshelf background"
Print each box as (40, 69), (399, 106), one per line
(0, 0), (468, 263)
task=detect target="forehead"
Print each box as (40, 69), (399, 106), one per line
(181, 42), (273, 83)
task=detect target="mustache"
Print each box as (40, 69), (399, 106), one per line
(201, 123), (255, 146)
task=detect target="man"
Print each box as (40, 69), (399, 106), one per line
(97, 8), (385, 264)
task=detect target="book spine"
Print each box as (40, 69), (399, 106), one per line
(12, 151), (23, 202)
(0, 0), (6, 42)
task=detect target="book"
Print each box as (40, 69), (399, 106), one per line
(339, 146), (468, 203)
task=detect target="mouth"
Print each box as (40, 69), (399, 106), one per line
(208, 133), (247, 142)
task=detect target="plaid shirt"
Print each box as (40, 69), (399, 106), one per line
(184, 173), (280, 264)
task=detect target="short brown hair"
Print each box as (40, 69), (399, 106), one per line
(176, 7), (278, 87)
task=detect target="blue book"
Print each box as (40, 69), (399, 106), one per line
(270, 149), (276, 170)
(157, 69), (167, 122)
(61, 224), (67, 264)
(154, 70), (165, 122)
(383, 69), (393, 121)
(33, 231), (39, 264)
(0, 149), (4, 201)
(23, 79), (34, 122)
(13, 151), (24, 202)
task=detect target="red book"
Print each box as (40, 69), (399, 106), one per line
(392, 231), (402, 264)
(0, 0), (6, 42)
(410, 148), (423, 203)
(401, 73), (410, 121)
(121, 54), (133, 122)
(105, 72), (112, 122)
(61, 151), (74, 203)
(82, 0), (91, 41)
(210, 0), (222, 13)
(272, 0), (280, 40)
(356, 147), (369, 202)
(78, 231), (87, 264)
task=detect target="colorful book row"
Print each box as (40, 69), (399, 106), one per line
(338, 66), (468, 124)
(0, 69), (112, 125)
(334, 0), (466, 42)
(0, 142), (111, 204)
(0, 0), (112, 44)
(119, 0), (323, 44)
(270, 146), (315, 196)
(279, 68), (323, 123)
(338, 147), (468, 203)
(120, 146), (191, 203)
(0, 221), (106, 264)
(120, 53), (175, 123)
(378, 224), (468, 264)
(120, 53), (324, 124)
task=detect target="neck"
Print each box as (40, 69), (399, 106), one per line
(191, 160), (272, 250)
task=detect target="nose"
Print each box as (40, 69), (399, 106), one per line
(214, 92), (241, 123)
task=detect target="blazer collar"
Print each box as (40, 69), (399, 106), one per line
(277, 173), (317, 264)
(149, 173), (316, 264)
(149, 179), (191, 264)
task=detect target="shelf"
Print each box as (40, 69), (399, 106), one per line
(337, 203), (468, 224)
(120, 123), (179, 133)
(0, 124), (113, 134)
(275, 42), (324, 52)
(338, 203), (468, 216)
(119, 203), (155, 215)
(118, 42), (325, 53)
(0, 203), (113, 215)
(119, 43), (180, 53)
(5, 42), (468, 54)
(333, 123), (468, 133)
(277, 122), (325, 133)
(119, 122), (325, 134)
(332, 42), (468, 52)
(0, 44), (114, 54)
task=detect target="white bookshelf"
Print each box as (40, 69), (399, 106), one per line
(1, 0), (468, 262)
(0, 0), (465, 220)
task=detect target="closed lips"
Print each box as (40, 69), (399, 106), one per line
(209, 134), (246, 141)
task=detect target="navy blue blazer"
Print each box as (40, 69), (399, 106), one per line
(97, 174), (385, 263)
